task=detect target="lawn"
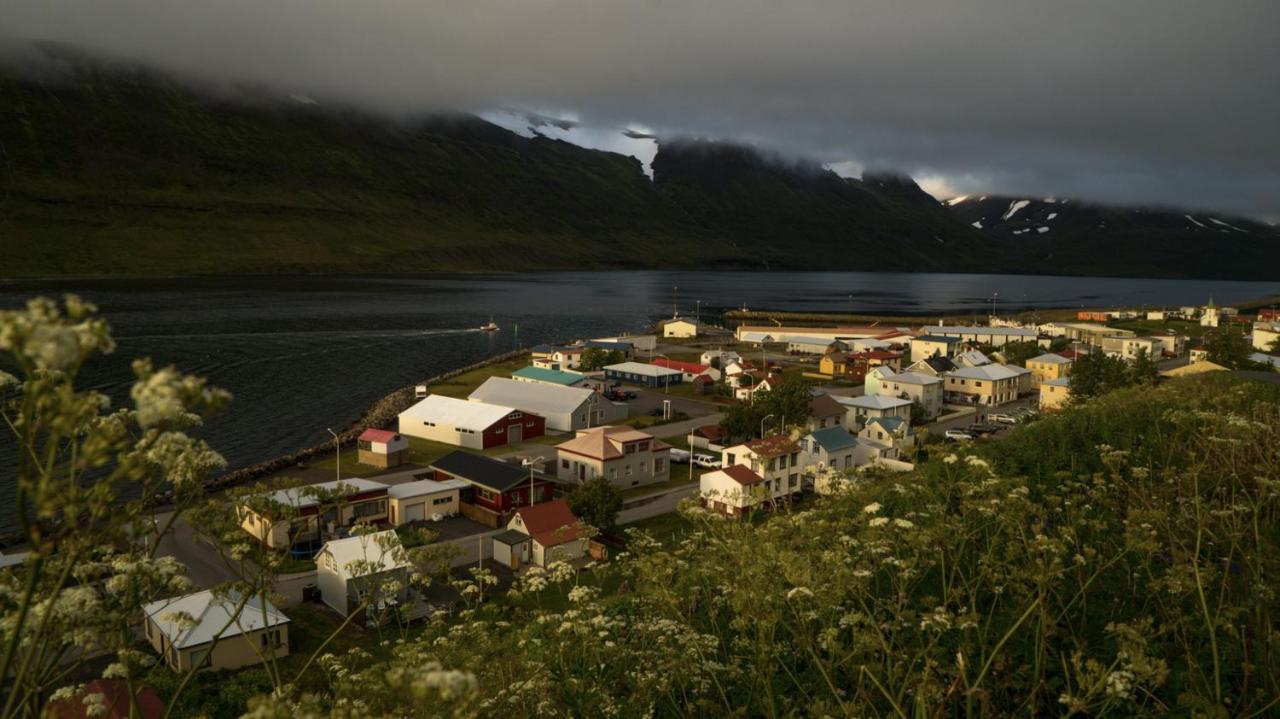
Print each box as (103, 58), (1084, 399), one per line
(427, 357), (532, 398)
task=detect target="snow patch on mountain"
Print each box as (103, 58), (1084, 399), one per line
(971, 220), (983, 229)
(946, 195), (969, 206)
(1185, 214), (1208, 229)
(1209, 217), (1247, 233)
(1037, 226), (1050, 234)
(1046, 212), (1058, 221)
(1001, 199), (1031, 221)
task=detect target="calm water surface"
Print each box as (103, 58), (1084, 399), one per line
(1, 271), (1276, 530)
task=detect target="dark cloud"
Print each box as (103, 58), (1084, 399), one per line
(2, 0), (1278, 218)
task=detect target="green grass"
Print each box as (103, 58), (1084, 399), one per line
(428, 358), (531, 398)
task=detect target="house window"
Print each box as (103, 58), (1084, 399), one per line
(192, 647), (212, 669)
(432, 496), (451, 506)
(475, 488), (495, 501)
(655, 458), (665, 473)
(358, 440), (372, 451)
(495, 426), (504, 434)
(609, 468), (617, 479)
(638, 441), (649, 451)
(639, 460), (647, 472)
(625, 465), (633, 476)
(352, 500), (386, 519)
(625, 443), (637, 454)
(508, 412), (522, 420)
(561, 459), (570, 469)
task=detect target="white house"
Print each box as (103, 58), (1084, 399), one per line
(356, 428), (408, 468)
(701, 349), (743, 367)
(554, 425), (671, 488)
(869, 371), (942, 420)
(398, 394), (543, 449)
(314, 531), (410, 620)
(910, 335), (962, 363)
(491, 499), (587, 569)
(469, 377), (625, 432)
(858, 416), (915, 459)
(700, 464), (768, 517)
(386, 478), (469, 525)
(720, 435), (804, 499)
(142, 590), (289, 673)
(836, 395), (913, 430)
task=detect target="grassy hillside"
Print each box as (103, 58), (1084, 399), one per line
(2, 47), (1278, 279)
(147, 373), (1280, 716)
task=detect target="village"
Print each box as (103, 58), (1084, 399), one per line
(21, 298), (1279, 682)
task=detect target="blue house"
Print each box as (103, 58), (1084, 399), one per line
(603, 362), (683, 388)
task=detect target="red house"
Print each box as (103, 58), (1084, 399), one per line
(430, 451), (555, 514)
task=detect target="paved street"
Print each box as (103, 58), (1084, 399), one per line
(154, 511), (238, 590)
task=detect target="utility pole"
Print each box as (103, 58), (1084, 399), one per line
(327, 428), (340, 482)
(673, 285), (679, 319)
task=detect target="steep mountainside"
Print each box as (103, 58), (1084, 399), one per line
(1, 47), (1277, 279)
(945, 195), (1280, 278)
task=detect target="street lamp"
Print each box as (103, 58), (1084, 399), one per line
(760, 413), (775, 439)
(327, 428), (340, 482)
(520, 456), (547, 504)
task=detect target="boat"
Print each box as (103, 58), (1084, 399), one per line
(480, 317), (499, 332)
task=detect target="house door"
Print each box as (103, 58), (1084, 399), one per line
(508, 423), (522, 444)
(578, 464), (586, 481)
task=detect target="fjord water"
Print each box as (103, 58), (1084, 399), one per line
(1, 271), (1276, 530)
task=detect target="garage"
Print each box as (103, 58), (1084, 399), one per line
(492, 530), (531, 570)
(508, 423), (522, 444)
(402, 502), (426, 523)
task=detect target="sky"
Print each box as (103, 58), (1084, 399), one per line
(2, 0), (1278, 220)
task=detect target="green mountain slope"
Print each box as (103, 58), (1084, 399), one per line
(1, 47), (1277, 279)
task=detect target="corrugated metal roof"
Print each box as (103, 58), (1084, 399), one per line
(400, 394), (518, 431)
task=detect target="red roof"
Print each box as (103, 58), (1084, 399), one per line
(1056, 349), (1086, 360)
(49, 680), (164, 719)
(695, 374), (716, 384)
(515, 499), (585, 547)
(718, 464), (765, 486)
(652, 357), (711, 374)
(359, 428), (399, 444)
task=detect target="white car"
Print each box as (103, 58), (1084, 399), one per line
(987, 413), (1019, 424)
(669, 448), (692, 463)
(945, 429), (975, 441)
(692, 453), (722, 469)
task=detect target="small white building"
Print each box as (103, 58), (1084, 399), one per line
(315, 531), (410, 620)
(660, 318), (702, 338)
(142, 590), (289, 673)
(869, 371), (942, 420)
(701, 349), (743, 367)
(356, 428), (408, 468)
(386, 478), (469, 525)
(700, 464), (768, 517)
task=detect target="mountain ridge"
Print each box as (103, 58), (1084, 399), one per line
(1, 46), (1278, 279)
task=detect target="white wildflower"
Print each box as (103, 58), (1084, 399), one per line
(862, 502), (882, 514)
(869, 517), (889, 527)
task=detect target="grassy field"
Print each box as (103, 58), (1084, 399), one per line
(1106, 318), (1204, 337)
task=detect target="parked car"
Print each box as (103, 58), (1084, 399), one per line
(692, 454), (722, 469)
(669, 448), (692, 463)
(623, 390), (638, 400)
(945, 429), (975, 441)
(966, 424), (998, 437)
(970, 422), (1003, 434)
(648, 407), (666, 417)
(988, 412), (1019, 424)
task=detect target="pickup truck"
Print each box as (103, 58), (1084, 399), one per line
(692, 454), (722, 469)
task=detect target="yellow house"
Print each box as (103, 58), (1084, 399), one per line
(1038, 378), (1072, 410)
(944, 364), (1028, 406)
(1025, 352), (1072, 386)
(142, 590), (289, 672)
(661, 318), (701, 338)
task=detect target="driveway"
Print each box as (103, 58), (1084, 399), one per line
(154, 511), (238, 590)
